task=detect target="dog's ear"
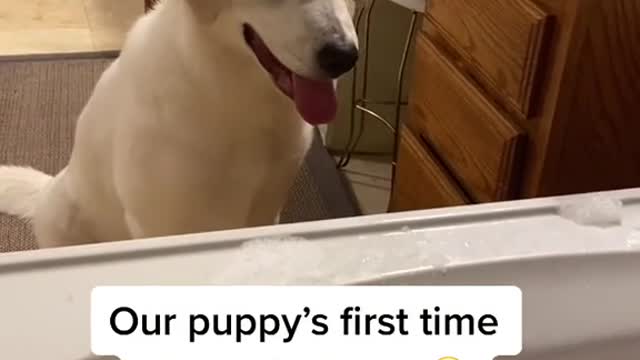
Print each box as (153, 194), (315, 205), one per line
(186, 0), (229, 23)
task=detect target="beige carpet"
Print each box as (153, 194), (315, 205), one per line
(0, 52), (360, 253)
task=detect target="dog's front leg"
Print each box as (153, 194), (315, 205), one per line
(124, 212), (147, 239)
(121, 195), (251, 240)
(123, 209), (241, 240)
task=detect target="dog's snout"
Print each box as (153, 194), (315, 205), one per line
(317, 43), (359, 78)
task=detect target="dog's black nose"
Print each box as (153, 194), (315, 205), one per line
(317, 43), (359, 78)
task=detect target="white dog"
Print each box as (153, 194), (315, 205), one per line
(0, 0), (358, 248)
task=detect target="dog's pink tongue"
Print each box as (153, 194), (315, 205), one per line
(292, 75), (337, 125)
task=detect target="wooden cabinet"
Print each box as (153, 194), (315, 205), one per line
(390, 126), (469, 211)
(409, 35), (526, 202)
(424, 0), (552, 117)
(390, 0), (640, 212)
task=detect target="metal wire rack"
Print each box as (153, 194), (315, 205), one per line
(335, 0), (419, 169)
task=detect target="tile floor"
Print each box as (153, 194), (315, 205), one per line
(337, 155), (392, 214)
(0, 0), (143, 54)
(0, 0), (392, 215)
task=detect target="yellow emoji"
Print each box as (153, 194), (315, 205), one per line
(439, 357), (459, 360)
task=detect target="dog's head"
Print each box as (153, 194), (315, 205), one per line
(187, 0), (359, 125)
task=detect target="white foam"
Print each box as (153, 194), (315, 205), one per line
(209, 233), (451, 285)
(626, 230), (640, 249)
(209, 196), (638, 285)
(558, 194), (623, 227)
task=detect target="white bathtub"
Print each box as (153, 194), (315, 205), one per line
(1, 188), (639, 359)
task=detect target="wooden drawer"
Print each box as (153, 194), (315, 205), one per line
(389, 126), (469, 212)
(408, 34), (526, 203)
(423, 0), (552, 117)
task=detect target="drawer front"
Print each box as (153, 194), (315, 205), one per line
(409, 34), (526, 202)
(424, 0), (551, 117)
(389, 126), (469, 212)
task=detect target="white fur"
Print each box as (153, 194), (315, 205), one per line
(0, 0), (357, 248)
(0, 167), (51, 219)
